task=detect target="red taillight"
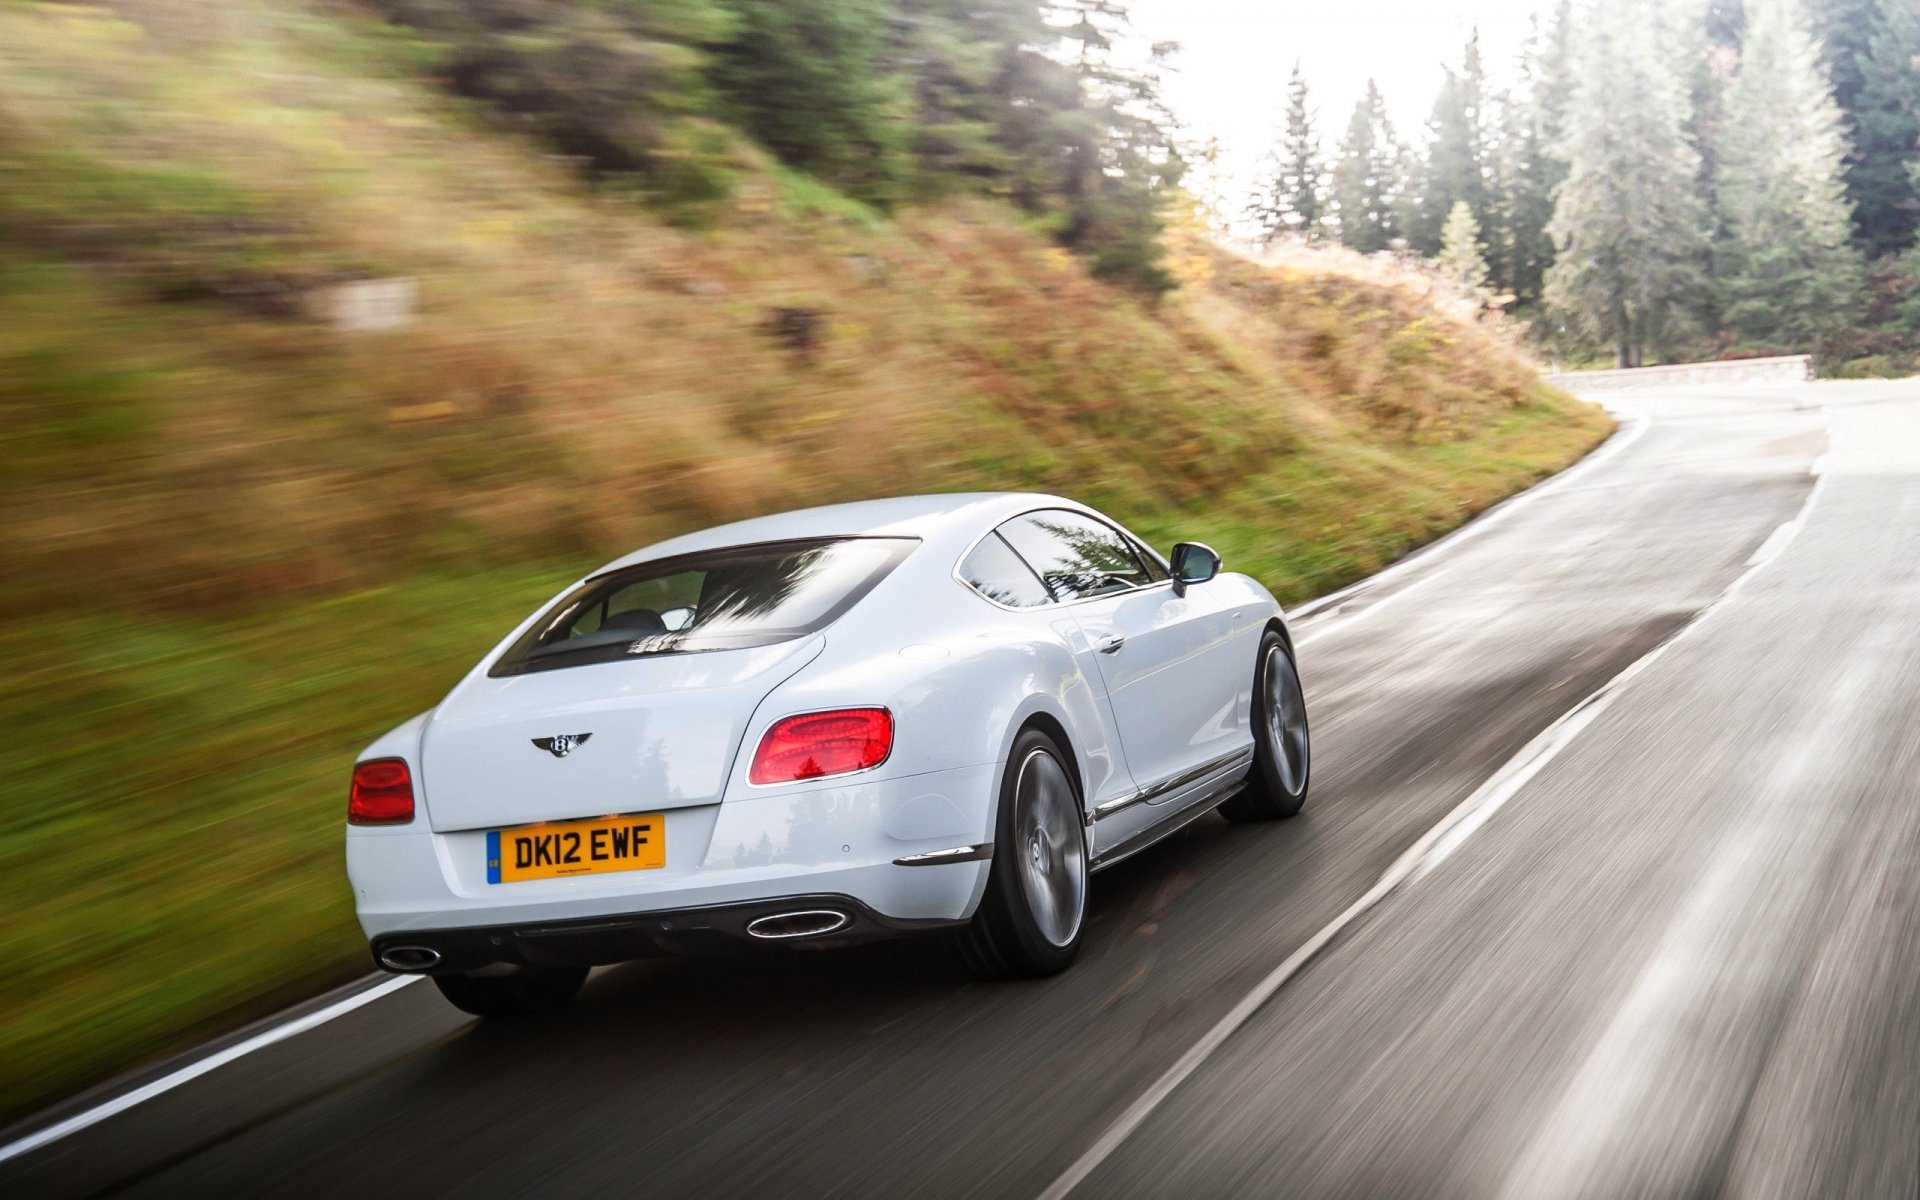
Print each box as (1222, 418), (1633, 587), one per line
(749, 708), (893, 786)
(349, 758), (415, 825)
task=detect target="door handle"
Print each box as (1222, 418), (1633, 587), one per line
(1097, 635), (1126, 655)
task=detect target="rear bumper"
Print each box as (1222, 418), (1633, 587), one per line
(370, 893), (958, 975)
(347, 761), (999, 950)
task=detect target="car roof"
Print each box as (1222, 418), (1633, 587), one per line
(593, 492), (1095, 575)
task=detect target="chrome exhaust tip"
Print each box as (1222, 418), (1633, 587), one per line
(379, 945), (443, 972)
(745, 910), (850, 940)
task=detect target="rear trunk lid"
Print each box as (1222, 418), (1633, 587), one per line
(419, 638), (823, 833)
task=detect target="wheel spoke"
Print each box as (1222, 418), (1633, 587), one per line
(1014, 750), (1086, 948)
(1265, 647), (1309, 796)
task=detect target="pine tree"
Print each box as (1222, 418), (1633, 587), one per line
(1534, 0), (1579, 150)
(1331, 80), (1402, 253)
(888, 0), (1051, 192)
(1546, 0), (1712, 366)
(1844, 0), (1920, 257)
(1411, 33), (1491, 257)
(1054, 1), (1187, 293)
(1716, 0), (1864, 347)
(1391, 137), (1425, 254)
(1482, 88), (1528, 301)
(1812, 0), (1877, 122)
(713, 0), (908, 206)
(1437, 201), (1492, 297)
(1497, 5), (1574, 307)
(1675, 0), (1740, 251)
(1250, 63), (1324, 242)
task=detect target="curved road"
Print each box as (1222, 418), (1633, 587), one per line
(9, 381), (1919, 1199)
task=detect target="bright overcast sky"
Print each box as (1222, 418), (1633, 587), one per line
(1127, 0), (1544, 193)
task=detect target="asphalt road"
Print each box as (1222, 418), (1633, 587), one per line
(10, 380), (1919, 1199)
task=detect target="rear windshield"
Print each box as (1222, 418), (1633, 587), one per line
(491, 537), (918, 676)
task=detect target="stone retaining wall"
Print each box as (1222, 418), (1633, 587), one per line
(1546, 355), (1814, 394)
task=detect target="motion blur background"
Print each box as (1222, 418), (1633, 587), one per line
(6, 0), (1914, 1134)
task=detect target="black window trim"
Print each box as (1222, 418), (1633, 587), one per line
(491, 534), (920, 676)
(952, 506), (1176, 611)
(955, 529), (1056, 609)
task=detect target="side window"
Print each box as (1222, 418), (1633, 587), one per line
(959, 532), (1053, 608)
(1129, 537), (1170, 583)
(998, 510), (1154, 601)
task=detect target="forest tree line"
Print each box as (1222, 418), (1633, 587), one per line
(371, 0), (1188, 291)
(1250, 0), (1920, 368)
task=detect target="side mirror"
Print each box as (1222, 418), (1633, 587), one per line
(1168, 542), (1221, 595)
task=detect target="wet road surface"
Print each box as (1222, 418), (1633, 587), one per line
(11, 381), (1919, 1199)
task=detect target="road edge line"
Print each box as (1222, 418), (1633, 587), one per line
(1289, 404), (1650, 624)
(1035, 413), (1828, 1200)
(0, 975), (419, 1167)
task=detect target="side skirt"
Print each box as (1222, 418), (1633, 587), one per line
(1089, 776), (1247, 873)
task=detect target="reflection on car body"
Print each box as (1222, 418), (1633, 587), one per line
(345, 492), (1311, 1016)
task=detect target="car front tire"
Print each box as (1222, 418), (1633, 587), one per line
(957, 729), (1088, 979)
(433, 965), (589, 1017)
(1221, 630), (1311, 822)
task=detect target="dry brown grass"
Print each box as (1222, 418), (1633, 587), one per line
(0, 0), (1599, 619)
(0, 0), (1612, 1122)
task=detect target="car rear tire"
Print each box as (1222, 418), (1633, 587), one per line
(1221, 631), (1310, 822)
(433, 965), (588, 1017)
(957, 730), (1088, 980)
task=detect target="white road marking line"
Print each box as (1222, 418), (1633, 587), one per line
(1496, 650), (1877, 1200)
(1288, 405), (1651, 634)
(0, 400), (1742, 1171)
(1036, 409), (1830, 1200)
(0, 975), (420, 1166)
(1745, 451), (1824, 567)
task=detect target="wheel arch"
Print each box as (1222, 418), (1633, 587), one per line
(1264, 615), (1296, 656)
(1014, 710), (1084, 811)
(994, 696), (1088, 822)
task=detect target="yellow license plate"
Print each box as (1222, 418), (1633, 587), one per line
(486, 813), (665, 884)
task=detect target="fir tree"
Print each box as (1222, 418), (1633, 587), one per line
(1054, 1), (1187, 293)
(1812, 0), (1877, 121)
(1546, 0), (1712, 366)
(1437, 201), (1492, 297)
(714, 0), (909, 206)
(1331, 81), (1401, 253)
(1251, 63), (1324, 242)
(1390, 136), (1425, 253)
(1716, 0), (1864, 347)
(1845, 0), (1920, 256)
(1496, 7), (1574, 307)
(1411, 33), (1491, 256)
(1482, 87), (1541, 302)
(1534, 0), (1579, 151)
(888, 0), (1050, 191)
(1677, 0), (1741, 263)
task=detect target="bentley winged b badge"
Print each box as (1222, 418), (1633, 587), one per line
(531, 733), (593, 758)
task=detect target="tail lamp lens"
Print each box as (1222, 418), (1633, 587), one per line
(349, 758), (415, 825)
(749, 708), (893, 785)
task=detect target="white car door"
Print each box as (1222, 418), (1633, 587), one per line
(996, 511), (1250, 846)
(954, 529), (1141, 817)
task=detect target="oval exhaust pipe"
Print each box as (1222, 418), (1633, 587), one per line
(379, 945), (443, 972)
(746, 910), (850, 940)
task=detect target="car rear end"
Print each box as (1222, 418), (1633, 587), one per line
(344, 534), (995, 975)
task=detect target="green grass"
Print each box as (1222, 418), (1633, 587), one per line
(0, 0), (1612, 1122)
(0, 397), (1606, 1122)
(0, 571), (569, 1119)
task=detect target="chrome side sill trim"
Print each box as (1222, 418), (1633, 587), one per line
(1088, 745), (1255, 824)
(893, 842), (994, 866)
(1091, 782), (1245, 872)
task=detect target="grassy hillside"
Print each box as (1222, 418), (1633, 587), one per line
(0, 0), (1610, 1120)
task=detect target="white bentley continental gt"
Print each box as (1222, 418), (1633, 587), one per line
(347, 494), (1310, 1015)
